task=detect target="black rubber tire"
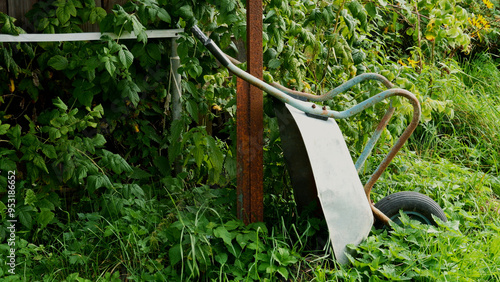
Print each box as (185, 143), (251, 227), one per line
(374, 191), (447, 228)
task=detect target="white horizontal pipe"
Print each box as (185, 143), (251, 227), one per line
(0, 29), (184, 42)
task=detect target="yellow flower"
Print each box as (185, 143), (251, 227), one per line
(9, 79), (15, 93)
(398, 59), (407, 67)
(408, 59), (419, 68)
(483, 0), (494, 9)
(302, 81), (311, 91)
(469, 15), (491, 31)
(478, 15), (490, 29)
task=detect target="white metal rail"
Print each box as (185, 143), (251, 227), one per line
(0, 29), (184, 121)
(0, 29), (183, 42)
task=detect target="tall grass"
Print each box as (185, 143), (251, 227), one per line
(305, 56), (500, 280)
(410, 56), (500, 176)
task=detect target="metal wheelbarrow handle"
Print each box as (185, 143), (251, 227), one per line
(191, 25), (421, 225)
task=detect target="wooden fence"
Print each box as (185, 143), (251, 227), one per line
(0, 0), (128, 32)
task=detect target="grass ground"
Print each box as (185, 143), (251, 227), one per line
(329, 54), (500, 281)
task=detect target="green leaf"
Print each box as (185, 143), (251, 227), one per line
(215, 252), (228, 265)
(169, 119), (184, 142)
(56, 0), (77, 24)
(146, 44), (161, 61)
(108, 41), (121, 54)
(178, 5), (194, 22)
(21, 43), (35, 59)
(76, 165), (88, 181)
(74, 82), (99, 108)
(53, 97), (68, 111)
(0, 123), (10, 135)
(103, 57), (116, 76)
(25, 189), (37, 206)
(104, 226), (114, 237)
(277, 266), (289, 280)
(377, 0), (388, 6)
(0, 201), (6, 214)
(86, 175), (112, 193)
(220, 0), (236, 12)
(99, 14), (115, 32)
(169, 244), (182, 265)
(0, 14), (21, 35)
(186, 100), (199, 121)
(37, 209), (55, 228)
(37, 198), (56, 210)
(101, 149), (133, 174)
(347, 1), (363, 17)
(18, 205), (33, 229)
(182, 81), (198, 96)
(207, 137), (224, 180)
(342, 9), (356, 33)
(273, 248), (297, 266)
(92, 134), (107, 147)
(124, 184), (145, 199)
(157, 8), (171, 23)
(48, 127), (62, 141)
(447, 27), (460, 38)
(352, 49), (366, 65)
(91, 104), (104, 118)
(365, 2), (378, 18)
(168, 142), (182, 165)
(89, 7), (106, 24)
(193, 146), (204, 167)
(37, 18), (50, 31)
(118, 79), (141, 107)
(7, 124), (21, 149)
(130, 166), (153, 179)
(214, 226), (233, 246)
(187, 64), (202, 78)
(2, 47), (20, 73)
(131, 16), (147, 43)
(42, 145), (58, 159)
(118, 48), (134, 68)
(0, 158), (16, 175)
(0, 149), (15, 157)
(268, 58), (282, 69)
(34, 155), (49, 173)
(74, 90), (94, 108)
(48, 55), (69, 71)
(69, 254), (87, 265)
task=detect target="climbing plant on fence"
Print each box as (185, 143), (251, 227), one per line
(0, 0), (237, 239)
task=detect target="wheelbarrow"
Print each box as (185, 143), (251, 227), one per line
(191, 26), (446, 264)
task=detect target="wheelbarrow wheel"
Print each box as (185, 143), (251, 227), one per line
(374, 191), (446, 228)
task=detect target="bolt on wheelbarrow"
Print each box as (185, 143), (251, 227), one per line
(191, 26), (447, 264)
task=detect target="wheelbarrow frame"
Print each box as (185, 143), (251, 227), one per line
(191, 26), (445, 264)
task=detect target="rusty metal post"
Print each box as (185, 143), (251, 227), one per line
(237, 0), (263, 224)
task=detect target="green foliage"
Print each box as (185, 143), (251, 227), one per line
(409, 54), (500, 173)
(367, 0), (471, 63)
(341, 215), (500, 280)
(26, 0), (106, 33)
(0, 13), (24, 35)
(0, 0), (499, 281)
